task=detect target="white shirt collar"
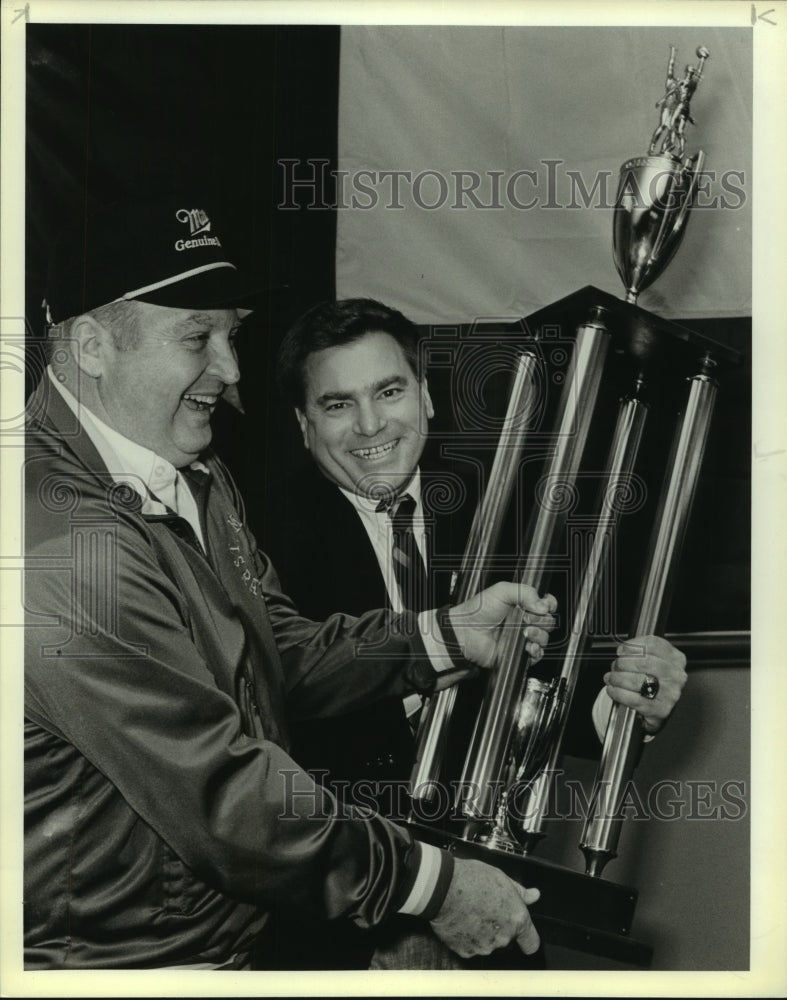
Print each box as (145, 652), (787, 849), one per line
(47, 367), (207, 517)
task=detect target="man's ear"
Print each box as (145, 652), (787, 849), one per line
(421, 377), (435, 421)
(70, 314), (109, 379)
(295, 408), (310, 450)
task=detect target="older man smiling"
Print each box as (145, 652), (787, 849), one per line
(24, 202), (563, 970)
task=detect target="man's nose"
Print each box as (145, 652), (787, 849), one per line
(206, 339), (240, 385)
(354, 400), (385, 437)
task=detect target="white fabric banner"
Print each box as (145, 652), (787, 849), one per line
(336, 26), (751, 322)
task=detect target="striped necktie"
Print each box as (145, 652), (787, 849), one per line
(381, 493), (429, 613)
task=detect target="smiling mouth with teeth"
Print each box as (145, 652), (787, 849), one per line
(350, 439), (400, 461)
(182, 392), (219, 412)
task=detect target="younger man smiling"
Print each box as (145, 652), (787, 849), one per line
(293, 319), (434, 500)
(272, 299), (687, 808)
(269, 298), (688, 969)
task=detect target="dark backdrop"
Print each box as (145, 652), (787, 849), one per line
(26, 22), (340, 510)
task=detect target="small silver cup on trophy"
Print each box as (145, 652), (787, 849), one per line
(613, 45), (710, 304)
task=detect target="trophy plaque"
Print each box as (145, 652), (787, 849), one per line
(407, 46), (741, 967)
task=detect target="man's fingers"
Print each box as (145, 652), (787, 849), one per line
(605, 668), (675, 696)
(491, 581), (557, 616)
(521, 611), (556, 631)
(541, 592), (558, 614)
(431, 860), (543, 961)
(512, 882), (540, 907)
(610, 635), (688, 713)
(604, 679), (672, 718)
(518, 585), (557, 616)
(614, 653), (686, 683)
(511, 882), (541, 954)
(604, 653), (685, 732)
(617, 635), (687, 670)
(515, 917), (541, 955)
(524, 625), (551, 647)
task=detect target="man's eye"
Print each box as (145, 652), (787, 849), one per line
(381, 387), (403, 399)
(325, 401), (348, 412)
(184, 333), (209, 348)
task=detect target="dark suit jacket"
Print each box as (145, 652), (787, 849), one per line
(263, 461), (475, 792)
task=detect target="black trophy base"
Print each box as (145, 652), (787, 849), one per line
(408, 821), (653, 968)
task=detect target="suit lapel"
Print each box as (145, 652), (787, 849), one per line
(306, 468), (391, 616)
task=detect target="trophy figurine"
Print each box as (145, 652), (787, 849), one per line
(613, 45), (710, 303)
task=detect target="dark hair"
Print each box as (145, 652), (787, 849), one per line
(277, 298), (422, 409)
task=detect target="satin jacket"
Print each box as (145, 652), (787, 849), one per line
(23, 378), (451, 969)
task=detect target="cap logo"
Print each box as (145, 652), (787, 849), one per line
(174, 208), (222, 252)
(176, 208), (211, 236)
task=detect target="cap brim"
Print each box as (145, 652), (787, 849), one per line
(132, 266), (261, 313)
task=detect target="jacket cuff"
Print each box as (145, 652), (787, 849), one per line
(409, 607), (478, 693)
(395, 841), (455, 921)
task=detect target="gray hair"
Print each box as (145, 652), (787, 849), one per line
(46, 300), (141, 364)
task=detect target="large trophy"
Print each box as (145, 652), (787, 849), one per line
(408, 45), (740, 966)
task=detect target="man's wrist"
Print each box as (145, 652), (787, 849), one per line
(411, 607), (478, 693)
(395, 840), (455, 921)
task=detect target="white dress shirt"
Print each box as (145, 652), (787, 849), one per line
(339, 471), (432, 717)
(338, 469), (428, 615)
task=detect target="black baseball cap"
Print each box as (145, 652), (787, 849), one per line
(44, 199), (260, 325)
